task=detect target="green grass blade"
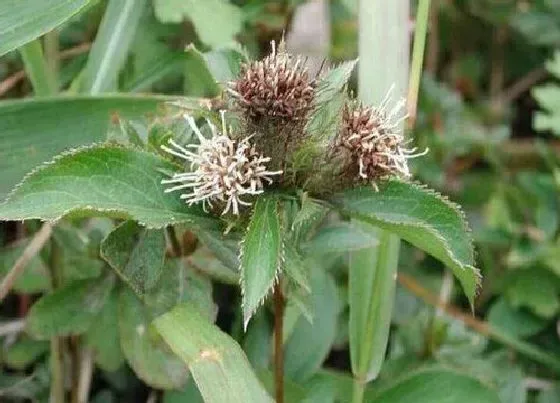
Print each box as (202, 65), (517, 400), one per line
(0, 0), (90, 57)
(153, 303), (274, 403)
(81, 0), (147, 93)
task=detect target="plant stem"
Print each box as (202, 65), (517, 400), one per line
(166, 227), (182, 257)
(407, 0), (431, 130)
(49, 241), (66, 403)
(44, 30), (60, 92)
(19, 39), (57, 96)
(273, 282), (285, 403)
(351, 378), (365, 403)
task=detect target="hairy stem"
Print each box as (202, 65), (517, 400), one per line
(273, 282), (285, 403)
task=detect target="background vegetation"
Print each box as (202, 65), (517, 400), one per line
(0, 0), (559, 402)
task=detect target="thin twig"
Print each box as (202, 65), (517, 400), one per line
(523, 377), (553, 391)
(398, 273), (560, 374)
(76, 348), (94, 403)
(425, 0), (440, 74)
(0, 319), (26, 336)
(273, 282), (285, 403)
(0, 42), (91, 97)
(494, 67), (548, 106)
(0, 222), (54, 302)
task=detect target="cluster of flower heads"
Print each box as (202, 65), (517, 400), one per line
(162, 43), (428, 215)
(334, 86), (428, 183)
(227, 40), (315, 121)
(161, 112), (282, 215)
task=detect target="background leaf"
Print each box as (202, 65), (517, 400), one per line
(332, 180), (480, 304)
(371, 368), (501, 403)
(240, 196), (282, 329)
(27, 275), (114, 339)
(101, 221), (166, 295)
(153, 302), (274, 403)
(118, 287), (188, 389)
(0, 95), (196, 200)
(153, 0), (243, 48)
(0, 145), (217, 229)
(0, 0), (90, 57)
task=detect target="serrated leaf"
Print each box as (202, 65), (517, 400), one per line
(306, 61), (357, 140)
(153, 0), (243, 48)
(85, 288), (124, 372)
(533, 51), (560, 136)
(0, 145), (218, 229)
(371, 367), (500, 403)
(0, 0), (90, 56)
(101, 221), (165, 295)
(240, 196), (283, 329)
(27, 275), (115, 339)
(153, 302), (274, 403)
(0, 95), (200, 200)
(331, 180), (480, 305)
(118, 287), (188, 389)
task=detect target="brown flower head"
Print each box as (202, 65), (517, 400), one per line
(227, 41), (315, 122)
(333, 87), (428, 184)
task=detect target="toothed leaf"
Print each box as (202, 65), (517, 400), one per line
(331, 180), (479, 305)
(0, 145), (218, 229)
(240, 196), (282, 329)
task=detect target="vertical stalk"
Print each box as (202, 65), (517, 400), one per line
(350, 1), (411, 402)
(19, 39), (57, 96)
(49, 241), (65, 403)
(407, 0), (432, 129)
(273, 282), (285, 403)
(44, 30), (60, 92)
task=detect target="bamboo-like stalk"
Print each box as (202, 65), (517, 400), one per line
(19, 39), (57, 96)
(350, 2), (410, 402)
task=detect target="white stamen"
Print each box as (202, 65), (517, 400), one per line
(161, 111), (282, 215)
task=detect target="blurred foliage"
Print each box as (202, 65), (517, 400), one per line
(0, 0), (559, 402)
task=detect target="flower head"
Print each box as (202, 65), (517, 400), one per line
(334, 86), (428, 183)
(161, 112), (282, 215)
(227, 41), (315, 121)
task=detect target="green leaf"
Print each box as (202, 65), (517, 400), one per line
(488, 297), (548, 339)
(153, 0), (243, 48)
(305, 60), (357, 140)
(85, 288), (124, 372)
(240, 196), (283, 329)
(304, 221), (378, 255)
(27, 275), (115, 339)
(0, 145), (217, 229)
(0, 240), (50, 293)
(332, 180), (480, 305)
(0, 95), (197, 200)
(371, 368), (500, 403)
(284, 262), (340, 381)
(2, 338), (49, 370)
(0, 0), (90, 57)
(153, 302), (274, 403)
(505, 269), (560, 318)
(81, 0), (148, 93)
(349, 229), (399, 381)
(101, 221), (166, 295)
(118, 287), (188, 389)
(163, 378), (204, 403)
(533, 51), (560, 136)
(243, 312), (272, 371)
